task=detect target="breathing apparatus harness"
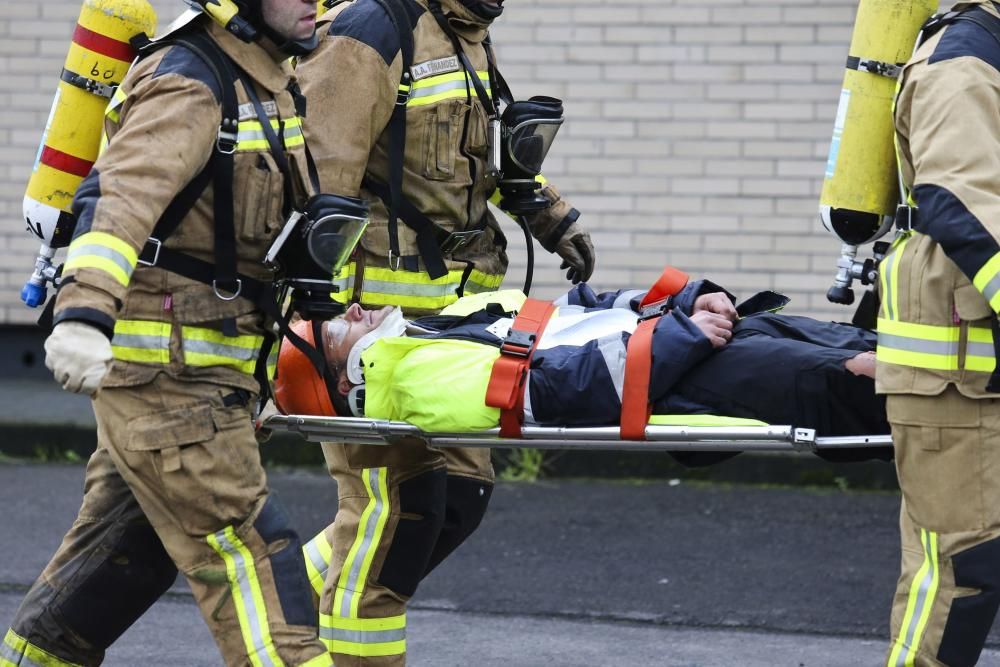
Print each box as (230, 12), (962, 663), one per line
(49, 13), (350, 403)
(331, 0), (561, 295)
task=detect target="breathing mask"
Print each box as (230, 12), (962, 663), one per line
(266, 194), (370, 319)
(497, 96), (565, 215)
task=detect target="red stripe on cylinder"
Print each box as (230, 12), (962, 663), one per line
(41, 146), (94, 179)
(72, 23), (136, 63)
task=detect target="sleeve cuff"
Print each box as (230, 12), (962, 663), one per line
(53, 307), (116, 340)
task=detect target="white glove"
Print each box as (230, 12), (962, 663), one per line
(44, 321), (113, 395)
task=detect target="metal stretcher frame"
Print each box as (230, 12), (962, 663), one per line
(265, 415), (893, 454)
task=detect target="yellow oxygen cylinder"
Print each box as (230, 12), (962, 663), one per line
(21, 0), (156, 307)
(819, 0), (937, 247)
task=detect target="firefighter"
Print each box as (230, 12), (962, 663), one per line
(881, 2), (1000, 665)
(2, 1), (335, 665)
(294, 0), (594, 662)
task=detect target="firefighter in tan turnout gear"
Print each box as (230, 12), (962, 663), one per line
(882, 2), (1000, 665)
(295, 0), (594, 662)
(2, 1), (336, 665)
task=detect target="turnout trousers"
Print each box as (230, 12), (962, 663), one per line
(886, 387), (1000, 667)
(303, 441), (494, 666)
(2, 375), (331, 667)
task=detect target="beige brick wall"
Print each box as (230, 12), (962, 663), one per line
(1, 0), (879, 324)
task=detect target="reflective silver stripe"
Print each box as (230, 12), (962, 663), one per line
(237, 123), (303, 144)
(896, 531), (937, 667)
(983, 273), (1000, 308)
(319, 627), (406, 644)
(65, 243), (135, 278)
(596, 333), (629, 402)
(1, 639), (54, 667)
(881, 248), (898, 321)
(968, 341), (996, 358)
(340, 468), (386, 618)
(183, 339), (259, 361)
(361, 278), (460, 298)
(111, 332), (169, 350)
(212, 530), (279, 667)
(876, 333), (958, 357)
(304, 538), (329, 579)
(409, 78), (479, 100)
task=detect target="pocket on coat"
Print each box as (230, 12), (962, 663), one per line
(235, 152), (285, 242)
(420, 101), (463, 181)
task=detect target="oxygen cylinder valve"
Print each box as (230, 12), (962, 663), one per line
(826, 241), (889, 305)
(21, 245), (60, 308)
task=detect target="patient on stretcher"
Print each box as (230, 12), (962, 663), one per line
(273, 272), (890, 452)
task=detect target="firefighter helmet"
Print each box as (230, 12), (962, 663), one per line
(274, 319), (337, 417)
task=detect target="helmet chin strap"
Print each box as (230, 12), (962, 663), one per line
(458, 0), (504, 20)
(261, 23), (320, 57)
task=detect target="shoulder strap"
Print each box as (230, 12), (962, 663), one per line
(485, 298), (556, 438)
(370, 0), (415, 270)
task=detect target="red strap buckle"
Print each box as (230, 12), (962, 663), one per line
(486, 298), (557, 438)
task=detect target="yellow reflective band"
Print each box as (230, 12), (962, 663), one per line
(408, 70), (491, 107)
(298, 654), (335, 667)
(236, 117), (306, 152)
(876, 319), (996, 373)
(266, 346), (278, 382)
(888, 529), (939, 667)
(104, 86), (127, 124)
(1, 628), (83, 667)
(318, 613), (406, 658)
(207, 526), (285, 667)
(64, 231), (139, 288)
(303, 530), (333, 596)
(973, 252), (1000, 314)
(878, 318), (960, 342)
(334, 468), (390, 619)
(112, 319), (171, 365)
(181, 326), (263, 375)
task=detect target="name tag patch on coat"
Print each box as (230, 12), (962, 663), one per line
(411, 56), (460, 81)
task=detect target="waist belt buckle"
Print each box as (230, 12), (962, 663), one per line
(639, 297), (673, 322)
(500, 329), (535, 358)
(440, 229), (484, 255)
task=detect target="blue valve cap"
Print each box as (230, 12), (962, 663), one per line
(21, 282), (47, 308)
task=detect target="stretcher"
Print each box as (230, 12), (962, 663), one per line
(264, 414), (893, 454)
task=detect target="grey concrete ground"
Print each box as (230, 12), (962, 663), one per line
(2, 462), (999, 666)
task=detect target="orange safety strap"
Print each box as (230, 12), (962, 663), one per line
(640, 266), (689, 310)
(485, 298), (557, 438)
(621, 266), (690, 440)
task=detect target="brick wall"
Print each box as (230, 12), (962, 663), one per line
(1, 0), (880, 324)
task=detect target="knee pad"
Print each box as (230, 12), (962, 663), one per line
(424, 476), (494, 577)
(253, 495), (316, 627)
(378, 468), (447, 598)
(939, 535), (1000, 667)
(57, 522), (177, 649)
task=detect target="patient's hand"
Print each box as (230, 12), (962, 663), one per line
(691, 311), (733, 348)
(693, 292), (738, 321)
(845, 351), (876, 379)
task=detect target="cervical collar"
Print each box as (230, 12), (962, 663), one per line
(346, 307), (408, 385)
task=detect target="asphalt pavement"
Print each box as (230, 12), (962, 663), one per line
(3, 462), (1000, 665)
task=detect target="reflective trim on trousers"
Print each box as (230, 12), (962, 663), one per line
(303, 530), (333, 596)
(318, 614), (406, 658)
(112, 319), (171, 365)
(64, 231), (138, 288)
(888, 529), (940, 667)
(206, 526), (286, 667)
(1, 629), (82, 667)
(333, 468), (390, 619)
(181, 326), (263, 376)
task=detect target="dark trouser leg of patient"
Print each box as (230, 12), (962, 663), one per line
(4, 449), (176, 666)
(658, 314), (891, 459)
